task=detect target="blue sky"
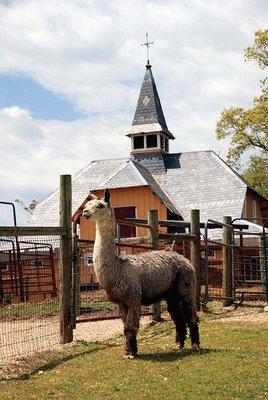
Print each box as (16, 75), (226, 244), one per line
(0, 0), (267, 225)
(0, 74), (83, 121)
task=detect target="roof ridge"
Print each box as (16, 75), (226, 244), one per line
(91, 157), (129, 163)
(128, 160), (148, 186)
(133, 160), (181, 215)
(210, 151), (268, 200)
(209, 151), (247, 188)
(98, 160), (129, 188)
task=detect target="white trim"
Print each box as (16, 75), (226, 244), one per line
(127, 123), (163, 135)
(242, 197), (247, 218)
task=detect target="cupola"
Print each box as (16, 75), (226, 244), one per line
(126, 61), (175, 155)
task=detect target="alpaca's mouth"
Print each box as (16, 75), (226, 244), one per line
(83, 212), (91, 220)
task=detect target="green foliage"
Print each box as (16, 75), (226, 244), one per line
(3, 293), (13, 305)
(243, 155), (268, 197)
(216, 30), (268, 198)
(244, 29), (268, 69)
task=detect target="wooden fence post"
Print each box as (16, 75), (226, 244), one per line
(72, 233), (80, 329)
(59, 175), (73, 343)
(222, 216), (233, 307)
(148, 210), (162, 322)
(190, 209), (201, 310)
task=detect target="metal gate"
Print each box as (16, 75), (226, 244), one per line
(232, 218), (268, 304)
(202, 217), (268, 304)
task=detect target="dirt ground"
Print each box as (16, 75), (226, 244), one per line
(0, 315), (151, 366)
(74, 316), (151, 342)
(212, 307), (268, 324)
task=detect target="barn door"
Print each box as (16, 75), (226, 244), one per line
(114, 206), (136, 238)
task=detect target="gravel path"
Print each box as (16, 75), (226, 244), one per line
(74, 316), (151, 342)
(0, 316), (152, 364)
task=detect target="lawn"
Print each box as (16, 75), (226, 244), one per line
(0, 307), (267, 400)
(0, 300), (117, 319)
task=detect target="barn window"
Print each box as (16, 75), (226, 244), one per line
(114, 206), (136, 238)
(133, 136), (144, 149)
(146, 134), (157, 148)
(207, 250), (215, 259)
(165, 138), (169, 152)
(31, 260), (44, 269)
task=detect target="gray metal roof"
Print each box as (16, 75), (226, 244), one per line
(30, 150), (251, 229)
(30, 157), (178, 226)
(30, 158), (128, 226)
(154, 151), (247, 223)
(128, 65), (175, 139)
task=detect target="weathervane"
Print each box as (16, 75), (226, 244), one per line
(141, 33), (154, 66)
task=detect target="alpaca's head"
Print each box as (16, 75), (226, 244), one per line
(83, 189), (112, 222)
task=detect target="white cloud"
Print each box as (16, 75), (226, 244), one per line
(0, 0), (267, 223)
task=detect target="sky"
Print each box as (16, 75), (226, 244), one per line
(0, 0), (267, 225)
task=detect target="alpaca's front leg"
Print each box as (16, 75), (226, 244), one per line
(124, 304), (141, 358)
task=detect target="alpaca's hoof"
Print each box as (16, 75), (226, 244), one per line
(124, 354), (135, 360)
(191, 343), (199, 352)
(172, 343), (184, 351)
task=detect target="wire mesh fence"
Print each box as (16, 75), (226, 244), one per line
(74, 238), (154, 323)
(0, 235), (61, 364)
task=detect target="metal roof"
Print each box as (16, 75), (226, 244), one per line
(30, 150), (253, 229)
(154, 151), (247, 223)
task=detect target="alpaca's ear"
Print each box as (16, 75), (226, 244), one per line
(104, 188), (110, 204)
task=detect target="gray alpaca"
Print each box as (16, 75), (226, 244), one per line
(83, 189), (200, 358)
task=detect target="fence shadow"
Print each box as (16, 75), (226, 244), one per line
(137, 348), (226, 363)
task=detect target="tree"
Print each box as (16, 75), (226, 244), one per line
(14, 199), (38, 214)
(244, 29), (268, 69)
(216, 29), (268, 198)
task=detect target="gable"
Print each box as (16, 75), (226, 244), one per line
(79, 186), (168, 240)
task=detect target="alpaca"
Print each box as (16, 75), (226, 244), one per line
(83, 189), (200, 358)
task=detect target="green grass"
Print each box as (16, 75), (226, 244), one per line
(0, 300), (59, 318)
(0, 313), (267, 400)
(0, 300), (116, 319)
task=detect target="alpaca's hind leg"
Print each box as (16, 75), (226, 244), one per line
(166, 297), (187, 349)
(124, 304), (141, 358)
(182, 298), (200, 351)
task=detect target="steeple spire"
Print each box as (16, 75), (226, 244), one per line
(131, 64), (174, 138)
(126, 38), (175, 155)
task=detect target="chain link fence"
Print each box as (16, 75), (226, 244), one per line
(0, 235), (61, 364)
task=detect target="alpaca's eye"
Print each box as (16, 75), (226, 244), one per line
(97, 204), (104, 209)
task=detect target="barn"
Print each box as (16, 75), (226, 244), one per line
(30, 60), (268, 235)
(22, 60), (267, 297)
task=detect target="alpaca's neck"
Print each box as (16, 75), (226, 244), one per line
(93, 213), (119, 286)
